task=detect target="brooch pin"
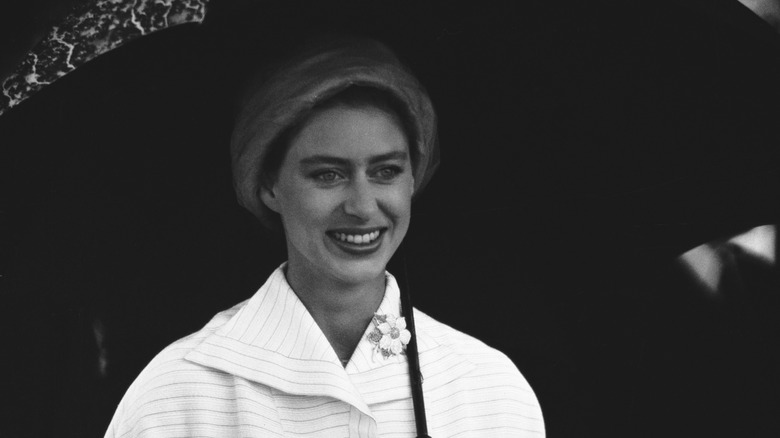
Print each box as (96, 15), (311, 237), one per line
(367, 313), (412, 359)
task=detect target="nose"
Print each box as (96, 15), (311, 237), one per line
(343, 178), (379, 220)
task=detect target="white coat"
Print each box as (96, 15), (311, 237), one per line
(106, 265), (545, 437)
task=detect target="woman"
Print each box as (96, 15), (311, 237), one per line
(105, 36), (545, 437)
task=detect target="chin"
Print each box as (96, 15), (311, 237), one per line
(328, 258), (389, 285)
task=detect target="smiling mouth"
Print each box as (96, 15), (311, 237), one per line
(332, 230), (381, 244)
(327, 229), (385, 253)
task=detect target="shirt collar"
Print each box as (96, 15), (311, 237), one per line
(185, 263), (474, 412)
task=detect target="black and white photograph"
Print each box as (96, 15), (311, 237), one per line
(2, 0), (779, 436)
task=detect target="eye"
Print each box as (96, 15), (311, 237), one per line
(374, 166), (403, 181)
(312, 170), (344, 184)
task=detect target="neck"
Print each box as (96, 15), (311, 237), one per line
(284, 263), (386, 364)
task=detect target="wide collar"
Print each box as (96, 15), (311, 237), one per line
(185, 264), (475, 418)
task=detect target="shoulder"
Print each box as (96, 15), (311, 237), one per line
(413, 308), (546, 436)
(413, 307), (522, 369)
(105, 300), (281, 437)
(133, 298), (247, 379)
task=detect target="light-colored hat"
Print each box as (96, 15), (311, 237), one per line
(230, 37), (439, 227)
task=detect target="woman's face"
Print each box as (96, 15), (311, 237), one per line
(261, 105), (414, 287)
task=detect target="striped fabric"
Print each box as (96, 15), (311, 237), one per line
(106, 265), (545, 437)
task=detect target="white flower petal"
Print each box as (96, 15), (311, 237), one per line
(378, 322), (392, 335)
(390, 339), (403, 354)
(379, 334), (392, 349)
(395, 317), (406, 330)
(399, 329), (411, 345)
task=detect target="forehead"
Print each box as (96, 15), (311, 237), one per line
(287, 105), (409, 161)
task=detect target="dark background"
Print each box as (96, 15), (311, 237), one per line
(2, 0), (780, 436)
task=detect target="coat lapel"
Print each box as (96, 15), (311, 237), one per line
(185, 265), (476, 416)
(185, 265), (372, 416)
(346, 273), (477, 406)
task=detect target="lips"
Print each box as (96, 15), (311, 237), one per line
(327, 228), (386, 254)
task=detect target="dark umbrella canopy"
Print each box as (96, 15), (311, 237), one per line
(0, 0), (208, 115)
(2, 1), (780, 437)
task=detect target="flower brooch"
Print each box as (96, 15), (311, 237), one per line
(367, 313), (412, 359)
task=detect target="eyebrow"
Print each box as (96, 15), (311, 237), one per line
(299, 151), (409, 166)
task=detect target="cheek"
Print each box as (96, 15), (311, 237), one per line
(385, 183), (414, 222)
(280, 186), (339, 228)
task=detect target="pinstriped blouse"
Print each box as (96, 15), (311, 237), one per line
(105, 265), (545, 437)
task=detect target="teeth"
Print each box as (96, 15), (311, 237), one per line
(334, 230), (381, 244)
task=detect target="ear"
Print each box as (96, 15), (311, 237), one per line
(259, 184), (281, 213)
